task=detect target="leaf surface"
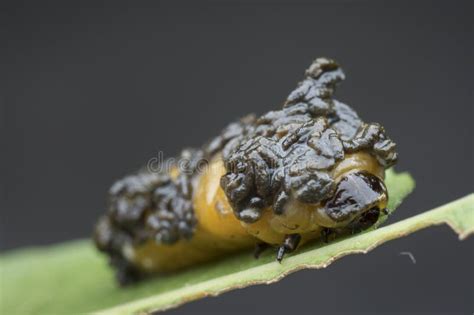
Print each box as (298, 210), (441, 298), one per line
(4, 170), (469, 315)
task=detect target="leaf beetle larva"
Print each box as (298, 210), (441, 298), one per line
(94, 57), (397, 285)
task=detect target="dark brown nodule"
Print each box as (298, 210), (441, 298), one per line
(221, 58), (396, 224)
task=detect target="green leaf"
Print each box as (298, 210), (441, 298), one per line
(1, 170), (470, 315)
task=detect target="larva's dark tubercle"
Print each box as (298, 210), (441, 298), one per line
(220, 57), (397, 222)
(93, 151), (203, 285)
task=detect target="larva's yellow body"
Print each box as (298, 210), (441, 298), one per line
(127, 152), (384, 273)
(93, 57), (397, 285)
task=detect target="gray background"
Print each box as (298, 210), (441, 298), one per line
(1, 0), (473, 313)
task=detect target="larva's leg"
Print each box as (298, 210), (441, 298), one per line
(276, 234), (301, 263)
(253, 242), (270, 259)
(110, 253), (144, 286)
(321, 227), (334, 243)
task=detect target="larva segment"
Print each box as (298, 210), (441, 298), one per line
(220, 58), (396, 225)
(93, 150), (204, 284)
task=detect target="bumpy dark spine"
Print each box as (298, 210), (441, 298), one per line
(94, 149), (205, 284)
(220, 58), (398, 223)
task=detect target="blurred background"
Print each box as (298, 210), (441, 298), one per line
(1, 0), (472, 313)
